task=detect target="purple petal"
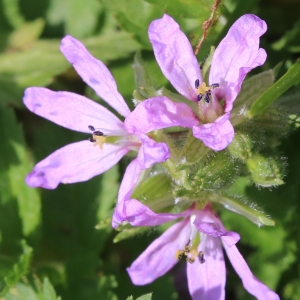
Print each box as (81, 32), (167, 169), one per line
(209, 14), (267, 113)
(123, 200), (194, 227)
(124, 96), (199, 134)
(26, 141), (127, 189)
(187, 236), (225, 300)
(60, 35), (131, 117)
(148, 14), (201, 101)
(137, 134), (170, 169)
(112, 136), (169, 228)
(24, 87), (126, 135)
(127, 219), (191, 285)
(112, 159), (142, 228)
(194, 204), (240, 247)
(192, 113), (234, 151)
(195, 222), (240, 247)
(223, 243), (280, 300)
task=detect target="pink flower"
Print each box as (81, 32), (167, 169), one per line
(24, 36), (171, 189)
(123, 201), (279, 300)
(125, 14), (267, 151)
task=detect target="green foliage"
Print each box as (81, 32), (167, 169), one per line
(0, 240), (32, 297)
(250, 60), (300, 116)
(0, 105), (41, 241)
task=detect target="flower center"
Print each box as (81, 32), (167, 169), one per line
(195, 79), (223, 123)
(195, 79), (219, 103)
(87, 125), (141, 151)
(175, 242), (205, 264)
(88, 125), (106, 149)
(174, 215), (205, 264)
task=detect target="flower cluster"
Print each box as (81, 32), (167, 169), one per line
(24, 13), (279, 300)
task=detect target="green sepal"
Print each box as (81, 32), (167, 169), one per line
(131, 173), (174, 211)
(246, 154), (285, 187)
(180, 131), (210, 164)
(228, 132), (253, 161)
(113, 226), (151, 243)
(210, 194), (275, 227)
(173, 150), (242, 200)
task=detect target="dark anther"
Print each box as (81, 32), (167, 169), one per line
(211, 83), (219, 88)
(197, 94), (203, 102)
(88, 137), (96, 142)
(93, 131), (104, 136)
(198, 251), (205, 264)
(88, 125), (95, 131)
(195, 79), (200, 89)
(204, 93), (210, 103)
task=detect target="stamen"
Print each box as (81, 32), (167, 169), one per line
(198, 251), (205, 264)
(93, 130), (104, 136)
(175, 250), (184, 260)
(87, 125), (106, 149)
(195, 80), (220, 104)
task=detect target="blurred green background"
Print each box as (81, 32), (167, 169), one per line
(0, 0), (300, 299)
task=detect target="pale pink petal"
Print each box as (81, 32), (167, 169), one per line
(112, 159), (142, 228)
(24, 87), (126, 135)
(123, 200), (194, 227)
(148, 14), (201, 101)
(127, 219), (191, 285)
(26, 141), (127, 189)
(124, 96), (199, 134)
(137, 134), (170, 169)
(60, 35), (131, 117)
(192, 113), (234, 151)
(209, 14), (267, 112)
(223, 243), (280, 300)
(187, 236), (225, 300)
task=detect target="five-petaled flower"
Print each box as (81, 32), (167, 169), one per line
(24, 35), (175, 189)
(125, 14), (267, 151)
(122, 200), (279, 300)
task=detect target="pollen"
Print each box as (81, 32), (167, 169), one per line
(88, 125), (106, 149)
(93, 135), (106, 149)
(195, 79), (219, 103)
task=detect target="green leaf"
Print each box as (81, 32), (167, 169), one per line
(8, 18), (45, 49)
(47, 0), (102, 38)
(3, 277), (61, 300)
(42, 278), (61, 300)
(96, 165), (119, 221)
(250, 60), (300, 116)
(101, 0), (162, 47)
(2, 0), (25, 29)
(0, 32), (140, 107)
(132, 51), (157, 99)
(0, 106), (41, 239)
(0, 240), (33, 297)
(145, 0), (212, 19)
(232, 69), (276, 116)
(126, 296), (134, 300)
(136, 293), (153, 300)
